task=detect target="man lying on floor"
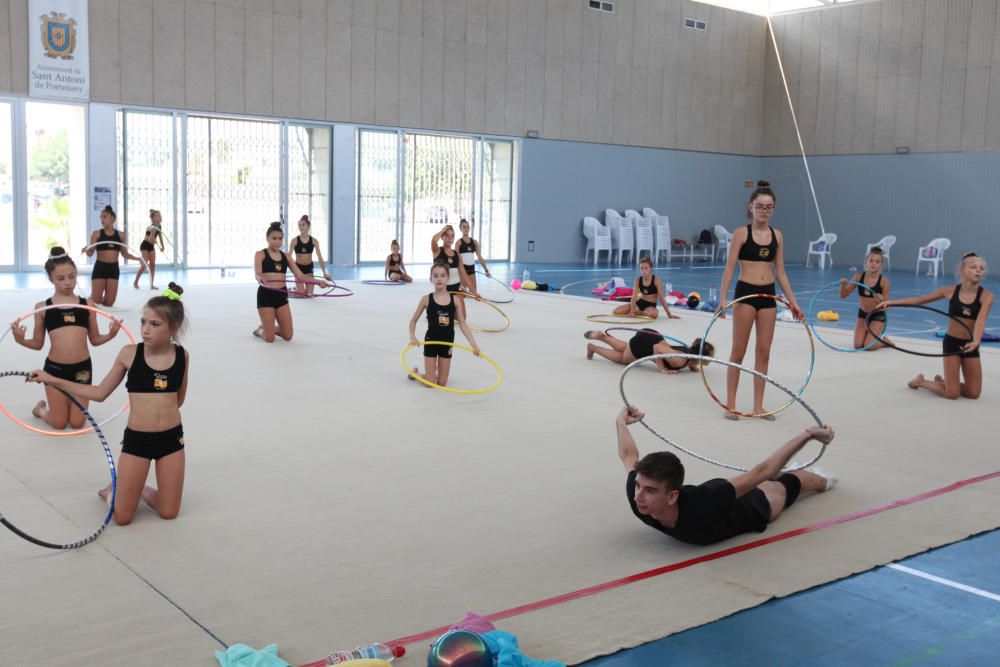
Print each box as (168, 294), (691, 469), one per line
(617, 406), (837, 545)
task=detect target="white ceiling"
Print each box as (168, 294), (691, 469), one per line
(694, 0), (868, 17)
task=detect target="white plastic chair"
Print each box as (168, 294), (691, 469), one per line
(628, 210), (654, 263)
(582, 216), (612, 265)
(714, 225), (732, 260)
(606, 209), (635, 265)
(916, 238), (951, 276)
(806, 233), (838, 269)
(865, 235), (896, 271)
(643, 207), (671, 264)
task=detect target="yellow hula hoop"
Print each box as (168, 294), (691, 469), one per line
(586, 313), (656, 325)
(449, 291), (510, 333)
(401, 341), (503, 395)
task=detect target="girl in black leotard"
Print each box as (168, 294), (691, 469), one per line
(83, 205), (142, 307)
(717, 181), (802, 420)
(583, 329), (714, 373)
(878, 252), (993, 400)
(430, 224), (469, 294)
(612, 256), (680, 320)
(838, 246), (892, 350)
(455, 219), (490, 296)
(133, 209), (166, 290)
(10, 247), (121, 429)
(288, 214), (330, 297)
(30, 285), (190, 525)
(384, 239), (412, 283)
(254, 222), (324, 342)
(407, 262), (480, 388)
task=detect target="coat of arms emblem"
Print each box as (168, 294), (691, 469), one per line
(40, 11), (77, 60)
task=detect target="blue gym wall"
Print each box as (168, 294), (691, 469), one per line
(516, 138), (762, 264)
(761, 152), (1000, 273)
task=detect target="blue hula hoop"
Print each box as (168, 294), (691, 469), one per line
(806, 279), (889, 353)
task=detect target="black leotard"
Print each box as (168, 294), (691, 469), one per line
(856, 274), (883, 298)
(737, 224), (777, 262)
(43, 297), (90, 331)
(261, 249), (288, 274)
(95, 228), (123, 252)
(636, 275), (658, 310)
(949, 285), (984, 321)
(294, 235), (314, 254)
(125, 343), (186, 393)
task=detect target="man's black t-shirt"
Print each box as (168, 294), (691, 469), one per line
(626, 470), (770, 545)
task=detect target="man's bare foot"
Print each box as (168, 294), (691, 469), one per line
(252, 326), (262, 338)
(908, 374), (924, 389)
(586, 344), (595, 360)
(32, 400), (46, 419)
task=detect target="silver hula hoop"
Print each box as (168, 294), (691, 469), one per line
(619, 353), (827, 472)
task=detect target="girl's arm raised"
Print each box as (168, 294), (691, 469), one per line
(11, 307), (46, 351)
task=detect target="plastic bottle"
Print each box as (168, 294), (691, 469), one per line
(709, 284), (718, 303)
(326, 643), (404, 664)
(522, 268), (530, 283)
(220, 262), (226, 277)
(665, 280), (673, 294)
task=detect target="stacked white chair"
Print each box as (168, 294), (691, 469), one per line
(806, 232), (838, 269)
(606, 209), (635, 265)
(865, 235), (896, 271)
(643, 207), (671, 264)
(582, 216), (612, 265)
(714, 225), (733, 260)
(627, 209), (654, 263)
(916, 238), (951, 277)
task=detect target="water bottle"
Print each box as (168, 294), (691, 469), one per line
(326, 643), (404, 664)
(220, 262), (226, 277)
(710, 284), (718, 303)
(665, 280), (673, 294)
(522, 268), (530, 283)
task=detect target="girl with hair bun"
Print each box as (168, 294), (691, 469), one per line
(10, 247), (122, 429)
(254, 222), (325, 342)
(717, 180), (802, 421)
(30, 283), (190, 525)
(838, 246), (892, 350)
(384, 239), (412, 283)
(133, 209), (166, 290)
(82, 205), (142, 307)
(288, 214), (330, 297)
(877, 252), (993, 400)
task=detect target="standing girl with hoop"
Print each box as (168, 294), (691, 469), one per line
(83, 205), (142, 307)
(10, 248), (121, 429)
(878, 252), (993, 400)
(613, 257), (680, 320)
(288, 214), (331, 297)
(133, 209), (166, 290)
(838, 246), (891, 350)
(30, 285), (189, 525)
(431, 224), (469, 294)
(455, 219), (490, 295)
(254, 222), (322, 342)
(384, 239), (412, 283)
(408, 262), (480, 388)
(717, 181), (802, 420)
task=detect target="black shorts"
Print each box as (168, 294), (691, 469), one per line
(139, 240), (155, 252)
(121, 423), (185, 460)
(447, 282), (462, 294)
(859, 308), (886, 323)
(92, 260), (120, 280)
(943, 334), (980, 359)
(256, 285), (289, 309)
(463, 264), (476, 276)
(388, 270), (403, 280)
(423, 336), (454, 358)
(734, 280), (776, 311)
(44, 357), (93, 385)
(296, 262), (314, 276)
(635, 298), (656, 311)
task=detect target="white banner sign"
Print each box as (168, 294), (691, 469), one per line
(28, 0), (89, 100)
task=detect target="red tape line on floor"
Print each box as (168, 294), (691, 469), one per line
(301, 470), (1000, 666)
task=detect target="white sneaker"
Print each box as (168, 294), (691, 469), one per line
(811, 466), (838, 491)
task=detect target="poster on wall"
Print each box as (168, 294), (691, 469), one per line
(28, 0), (89, 100)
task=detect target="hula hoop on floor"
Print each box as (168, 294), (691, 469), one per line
(698, 293), (815, 419)
(261, 278), (353, 298)
(81, 242), (149, 274)
(806, 279), (890, 352)
(475, 271), (515, 304)
(586, 313), (656, 324)
(865, 305), (973, 357)
(449, 291), (509, 333)
(0, 370), (117, 549)
(0, 304), (135, 436)
(401, 341), (503, 394)
(620, 354), (826, 472)
(601, 327), (689, 349)
(362, 279), (406, 285)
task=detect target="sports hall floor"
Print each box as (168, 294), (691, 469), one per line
(1, 260), (998, 666)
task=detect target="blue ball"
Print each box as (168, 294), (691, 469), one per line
(427, 630), (493, 667)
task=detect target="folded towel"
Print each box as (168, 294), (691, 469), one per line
(214, 643), (289, 667)
(483, 630), (565, 667)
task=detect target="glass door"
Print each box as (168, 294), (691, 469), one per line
(288, 124), (331, 256)
(477, 140), (513, 261)
(356, 129), (400, 263)
(0, 102), (13, 267)
(24, 101), (86, 266)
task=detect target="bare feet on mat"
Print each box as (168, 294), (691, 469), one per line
(723, 411), (739, 421)
(908, 374), (924, 389)
(32, 400), (46, 419)
(252, 326), (262, 338)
